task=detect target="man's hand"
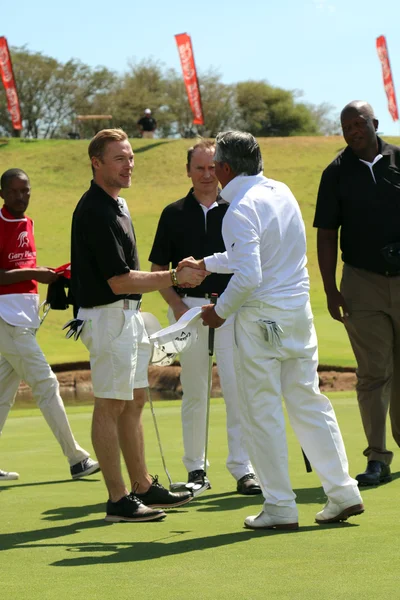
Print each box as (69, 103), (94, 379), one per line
(176, 266), (208, 288)
(177, 256), (205, 271)
(325, 288), (349, 323)
(34, 267), (59, 285)
(201, 303), (225, 328)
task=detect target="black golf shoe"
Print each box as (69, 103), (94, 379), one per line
(186, 469), (212, 497)
(105, 493), (166, 522)
(236, 473), (262, 495)
(135, 475), (193, 508)
(356, 460), (392, 486)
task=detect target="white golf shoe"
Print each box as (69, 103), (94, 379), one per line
(315, 498), (364, 524)
(0, 469), (19, 481)
(244, 510), (299, 530)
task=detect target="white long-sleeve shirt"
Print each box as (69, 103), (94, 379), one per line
(204, 173), (310, 320)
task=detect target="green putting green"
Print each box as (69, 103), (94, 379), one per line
(1, 393), (399, 599)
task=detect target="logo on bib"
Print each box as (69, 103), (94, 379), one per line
(17, 231), (29, 248)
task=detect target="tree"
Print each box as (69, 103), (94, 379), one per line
(0, 47), (116, 138)
(236, 81), (320, 136)
(307, 102), (341, 135)
(0, 47), (337, 139)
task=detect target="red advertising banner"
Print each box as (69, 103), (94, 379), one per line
(0, 37), (22, 130)
(376, 35), (399, 122)
(174, 33), (204, 125)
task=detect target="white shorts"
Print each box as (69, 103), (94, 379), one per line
(78, 305), (151, 400)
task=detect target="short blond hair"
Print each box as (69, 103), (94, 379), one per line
(88, 128), (128, 161)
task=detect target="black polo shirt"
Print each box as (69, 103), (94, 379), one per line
(137, 116), (157, 131)
(149, 188), (231, 297)
(71, 181), (142, 307)
(314, 137), (400, 275)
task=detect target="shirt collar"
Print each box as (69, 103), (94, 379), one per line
(90, 181), (122, 213)
(187, 187), (228, 207)
(343, 136), (392, 162)
(1, 205), (27, 221)
(220, 172), (265, 204)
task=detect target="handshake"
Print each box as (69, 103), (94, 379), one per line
(175, 256), (209, 288)
(175, 257), (225, 329)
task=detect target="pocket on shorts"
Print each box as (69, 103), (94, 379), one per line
(104, 310), (127, 345)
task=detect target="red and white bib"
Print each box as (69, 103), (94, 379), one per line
(0, 205), (38, 295)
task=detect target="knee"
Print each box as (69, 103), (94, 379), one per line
(94, 397), (126, 420)
(356, 373), (391, 392)
(33, 372), (60, 406)
(133, 388), (146, 411)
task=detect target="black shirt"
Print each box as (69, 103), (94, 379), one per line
(137, 116), (157, 131)
(149, 189), (231, 297)
(71, 181), (141, 307)
(313, 137), (400, 275)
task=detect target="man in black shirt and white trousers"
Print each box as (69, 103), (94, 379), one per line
(149, 139), (261, 495)
(71, 128), (207, 522)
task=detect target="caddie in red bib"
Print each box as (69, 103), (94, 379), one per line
(0, 168), (99, 483)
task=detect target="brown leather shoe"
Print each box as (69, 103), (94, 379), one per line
(236, 473), (262, 495)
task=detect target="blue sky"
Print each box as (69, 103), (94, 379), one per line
(2, 0), (400, 135)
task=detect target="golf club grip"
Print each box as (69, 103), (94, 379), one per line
(208, 293), (218, 356)
(302, 449), (312, 473)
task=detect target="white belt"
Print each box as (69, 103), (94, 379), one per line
(92, 299), (141, 310)
(180, 293), (212, 299)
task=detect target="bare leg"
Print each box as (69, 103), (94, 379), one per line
(118, 387), (152, 493)
(92, 397), (127, 502)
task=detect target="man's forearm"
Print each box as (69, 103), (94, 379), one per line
(317, 229), (340, 292)
(151, 263), (184, 310)
(0, 268), (39, 286)
(108, 269), (175, 295)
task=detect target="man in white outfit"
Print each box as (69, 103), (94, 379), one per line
(150, 140), (260, 494)
(185, 131), (364, 529)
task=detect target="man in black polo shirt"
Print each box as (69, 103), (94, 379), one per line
(149, 139), (261, 495)
(71, 128), (207, 522)
(314, 100), (400, 486)
(137, 109), (157, 139)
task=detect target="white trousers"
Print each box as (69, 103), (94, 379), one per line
(234, 300), (360, 519)
(0, 317), (89, 466)
(168, 296), (253, 480)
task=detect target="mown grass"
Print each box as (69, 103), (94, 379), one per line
(1, 392), (399, 600)
(1, 136), (399, 366)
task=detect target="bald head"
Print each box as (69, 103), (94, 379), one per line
(341, 101), (376, 122)
(340, 100), (379, 160)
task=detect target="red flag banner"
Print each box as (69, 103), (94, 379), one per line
(376, 35), (399, 122)
(174, 33), (204, 125)
(0, 37), (22, 130)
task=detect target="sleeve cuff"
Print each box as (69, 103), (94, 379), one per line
(204, 255), (216, 272)
(215, 303), (230, 320)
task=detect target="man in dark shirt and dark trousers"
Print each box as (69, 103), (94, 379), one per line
(150, 139), (261, 495)
(71, 128), (207, 522)
(314, 100), (400, 486)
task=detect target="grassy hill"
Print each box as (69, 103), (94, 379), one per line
(1, 135), (399, 366)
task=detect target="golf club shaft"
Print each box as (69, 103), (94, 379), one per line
(204, 293), (218, 476)
(38, 301), (51, 327)
(146, 387), (173, 487)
